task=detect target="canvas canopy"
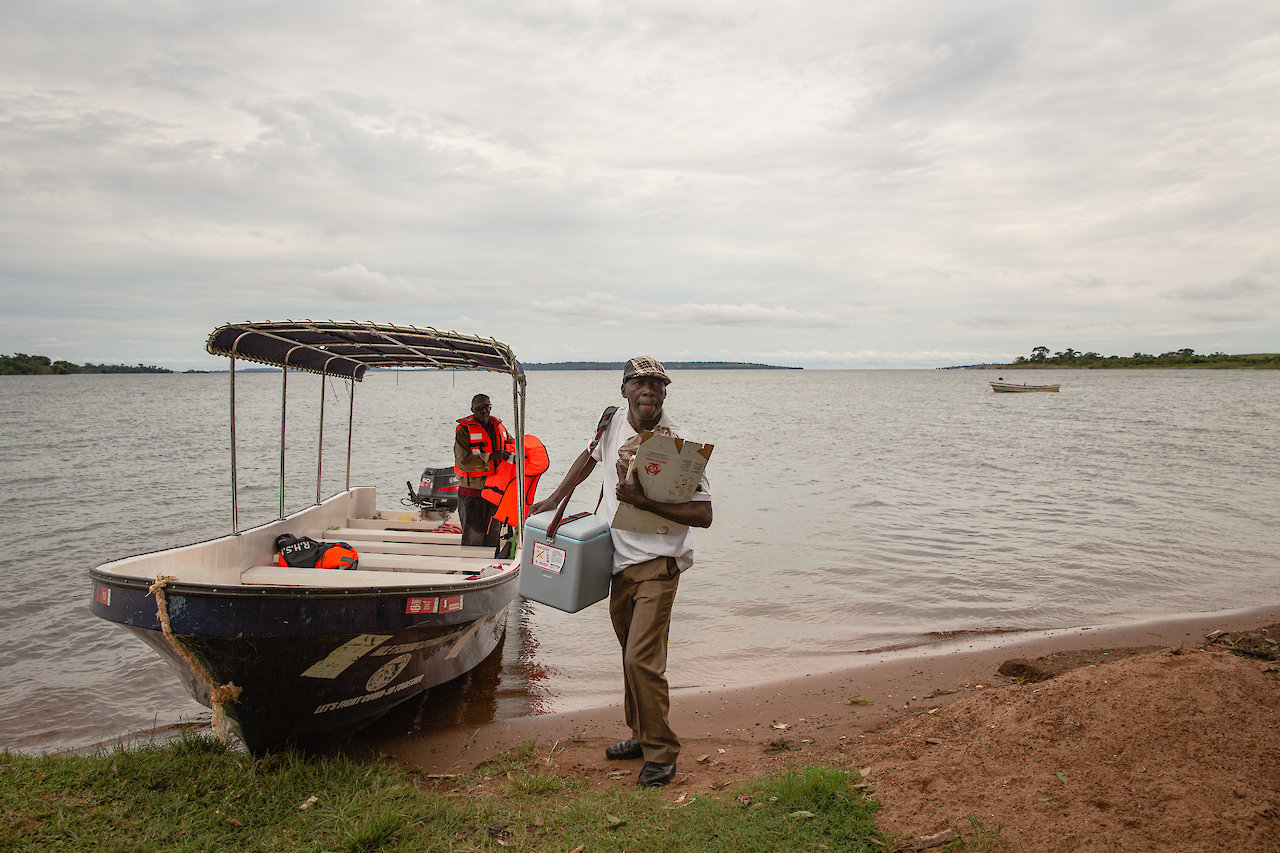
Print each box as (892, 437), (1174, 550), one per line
(206, 320), (523, 380)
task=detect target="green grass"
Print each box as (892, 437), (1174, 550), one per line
(1, 734), (892, 852)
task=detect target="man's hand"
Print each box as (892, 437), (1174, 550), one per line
(615, 465), (647, 507)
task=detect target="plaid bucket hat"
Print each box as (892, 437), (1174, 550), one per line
(621, 356), (671, 385)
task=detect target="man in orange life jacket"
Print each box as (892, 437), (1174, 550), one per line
(531, 357), (712, 788)
(454, 394), (512, 548)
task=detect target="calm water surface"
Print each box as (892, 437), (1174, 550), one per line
(1, 368), (1277, 753)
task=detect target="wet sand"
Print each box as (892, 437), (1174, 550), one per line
(344, 603), (1280, 776)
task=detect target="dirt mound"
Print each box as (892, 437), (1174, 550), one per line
(858, 646), (1280, 850)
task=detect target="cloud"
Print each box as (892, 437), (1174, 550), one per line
(1059, 274), (1107, 291)
(3, 1), (1280, 368)
(1191, 309), (1269, 325)
(658, 303), (845, 328)
(1168, 275), (1272, 302)
(762, 349), (1001, 368)
(312, 263), (421, 302)
(530, 295), (843, 328)
(955, 313), (1028, 329)
(531, 292), (632, 321)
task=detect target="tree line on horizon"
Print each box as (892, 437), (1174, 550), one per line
(0, 353), (172, 375)
(1009, 346), (1279, 368)
(2, 352), (795, 375)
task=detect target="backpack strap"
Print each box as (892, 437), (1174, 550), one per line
(587, 406), (619, 456)
(587, 406), (618, 513)
(548, 406), (619, 539)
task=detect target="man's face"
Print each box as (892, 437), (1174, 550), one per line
(471, 396), (492, 424)
(622, 376), (666, 424)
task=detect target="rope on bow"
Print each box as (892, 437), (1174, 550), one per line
(148, 575), (243, 742)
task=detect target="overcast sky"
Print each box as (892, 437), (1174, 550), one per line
(3, 0), (1277, 369)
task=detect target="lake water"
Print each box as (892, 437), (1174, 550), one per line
(2, 368), (1277, 753)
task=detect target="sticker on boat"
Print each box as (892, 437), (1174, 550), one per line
(403, 593), (463, 615)
(313, 674), (424, 715)
(302, 634), (392, 679)
(532, 541), (566, 573)
(365, 653), (412, 692)
(94, 585), (110, 606)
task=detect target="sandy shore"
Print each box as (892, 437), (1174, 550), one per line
(344, 603), (1280, 850)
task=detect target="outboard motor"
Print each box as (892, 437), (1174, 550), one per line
(404, 465), (459, 516)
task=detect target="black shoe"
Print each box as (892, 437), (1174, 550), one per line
(604, 738), (643, 761)
(636, 761), (676, 787)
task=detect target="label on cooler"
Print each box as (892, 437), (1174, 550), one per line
(531, 541), (567, 574)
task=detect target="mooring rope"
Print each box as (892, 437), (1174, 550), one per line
(148, 575), (243, 743)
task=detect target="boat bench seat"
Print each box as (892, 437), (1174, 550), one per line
(326, 526), (464, 546)
(241, 565), (488, 588)
(319, 532), (491, 558)
(351, 552), (501, 573)
(353, 514), (458, 534)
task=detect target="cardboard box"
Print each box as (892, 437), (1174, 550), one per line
(611, 431), (713, 534)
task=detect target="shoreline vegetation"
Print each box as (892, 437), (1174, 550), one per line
(0, 353), (172, 375)
(948, 346), (1280, 370)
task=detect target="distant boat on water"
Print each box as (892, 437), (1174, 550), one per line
(990, 379), (1060, 393)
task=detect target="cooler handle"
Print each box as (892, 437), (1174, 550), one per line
(546, 489), (595, 542)
(546, 489), (572, 541)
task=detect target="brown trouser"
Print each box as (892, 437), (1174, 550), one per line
(609, 555), (681, 764)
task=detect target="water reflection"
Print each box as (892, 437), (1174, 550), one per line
(352, 601), (556, 740)
(511, 600), (562, 715)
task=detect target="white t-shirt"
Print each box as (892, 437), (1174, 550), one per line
(589, 409), (712, 573)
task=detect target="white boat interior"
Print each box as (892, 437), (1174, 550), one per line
(97, 486), (515, 589)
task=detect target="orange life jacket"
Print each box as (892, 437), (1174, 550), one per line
(275, 534), (359, 570)
(316, 542), (358, 570)
(481, 434), (549, 525)
(455, 415), (512, 480)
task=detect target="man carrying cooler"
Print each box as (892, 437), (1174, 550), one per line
(531, 357), (712, 787)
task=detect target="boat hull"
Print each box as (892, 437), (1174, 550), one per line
(990, 382), (1060, 392)
(90, 567), (517, 754)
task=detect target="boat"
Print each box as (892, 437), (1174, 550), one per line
(990, 381), (1060, 393)
(89, 321), (529, 754)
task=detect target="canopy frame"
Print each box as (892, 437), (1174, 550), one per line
(207, 321), (527, 544)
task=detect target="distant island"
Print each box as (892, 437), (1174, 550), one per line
(523, 361), (799, 371)
(951, 347), (1279, 370)
(1, 353), (172, 375)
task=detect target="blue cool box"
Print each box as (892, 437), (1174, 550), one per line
(519, 510), (614, 613)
